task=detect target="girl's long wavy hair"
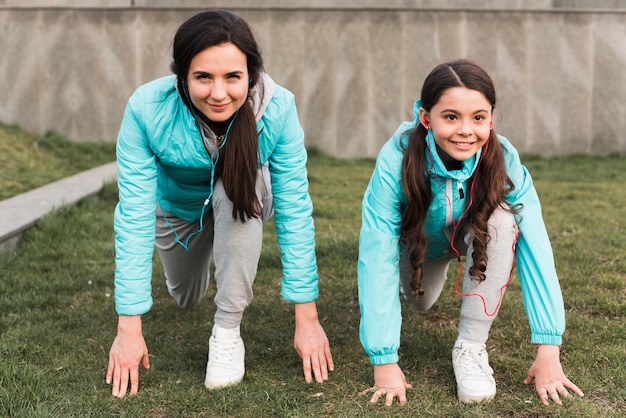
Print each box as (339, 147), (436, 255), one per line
(171, 9), (263, 222)
(401, 59), (517, 298)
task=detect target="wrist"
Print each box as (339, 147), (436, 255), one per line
(294, 301), (319, 322)
(534, 344), (561, 360)
(374, 363), (397, 370)
(117, 314), (142, 334)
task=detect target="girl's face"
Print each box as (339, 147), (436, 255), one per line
(186, 42), (249, 123)
(420, 87), (493, 164)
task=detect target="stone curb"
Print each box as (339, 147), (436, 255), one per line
(0, 162), (118, 253)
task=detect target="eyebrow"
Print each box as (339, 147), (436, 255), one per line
(191, 70), (244, 77)
(439, 108), (490, 115)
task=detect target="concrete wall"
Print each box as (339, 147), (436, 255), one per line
(1, 1), (625, 157)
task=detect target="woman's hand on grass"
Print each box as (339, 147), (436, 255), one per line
(523, 344), (584, 406)
(293, 301), (334, 384)
(106, 315), (150, 398)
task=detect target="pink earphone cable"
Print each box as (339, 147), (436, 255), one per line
(426, 131), (516, 316)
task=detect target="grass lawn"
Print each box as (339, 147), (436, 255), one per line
(0, 127), (624, 416)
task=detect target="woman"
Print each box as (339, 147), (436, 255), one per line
(358, 59), (583, 406)
(106, 9), (333, 398)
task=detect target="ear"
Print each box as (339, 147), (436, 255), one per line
(418, 108), (430, 129)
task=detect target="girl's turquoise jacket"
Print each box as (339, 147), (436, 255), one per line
(359, 99), (565, 365)
(114, 75), (318, 315)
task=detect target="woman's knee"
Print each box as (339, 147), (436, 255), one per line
(166, 275), (209, 310)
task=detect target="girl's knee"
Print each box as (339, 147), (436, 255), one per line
(488, 206), (518, 243)
(403, 292), (437, 311)
(414, 299), (436, 311)
(489, 205), (516, 227)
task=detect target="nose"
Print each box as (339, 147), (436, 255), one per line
(458, 120), (473, 136)
(210, 79), (227, 101)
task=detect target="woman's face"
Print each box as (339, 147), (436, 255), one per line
(186, 42), (249, 122)
(420, 87), (493, 163)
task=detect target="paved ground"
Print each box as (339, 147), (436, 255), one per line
(0, 162), (118, 253)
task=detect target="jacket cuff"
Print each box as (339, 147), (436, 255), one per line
(280, 289), (319, 304)
(370, 353), (399, 365)
(115, 299), (153, 316)
(531, 333), (562, 346)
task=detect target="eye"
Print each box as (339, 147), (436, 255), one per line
(445, 114), (457, 121)
(226, 73), (243, 82)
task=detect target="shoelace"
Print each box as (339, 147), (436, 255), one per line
(456, 345), (494, 379)
(210, 338), (239, 364)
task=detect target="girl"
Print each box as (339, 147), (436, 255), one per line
(358, 59), (583, 406)
(106, 9), (333, 398)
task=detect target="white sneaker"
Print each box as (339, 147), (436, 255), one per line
(452, 342), (496, 404)
(204, 325), (245, 390)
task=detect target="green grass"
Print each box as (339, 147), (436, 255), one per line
(0, 123), (116, 200)
(0, 131), (625, 416)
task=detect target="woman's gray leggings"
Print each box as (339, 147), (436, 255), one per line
(400, 206), (519, 345)
(155, 166), (273, 329)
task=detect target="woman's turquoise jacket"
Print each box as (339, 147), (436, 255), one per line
(359, 99), (566, 365)
(114, 75), (318, 315)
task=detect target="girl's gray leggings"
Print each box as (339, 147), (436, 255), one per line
(400, 206), (519, 344)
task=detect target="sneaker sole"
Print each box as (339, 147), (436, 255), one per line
(204, 374), (244, 390)
(457, 390), (496, 404)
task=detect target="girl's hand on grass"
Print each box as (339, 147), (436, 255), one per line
(106, 315), (150, 398)
(294, 301), (334, 384)
(523, 344), (584, 406)
(369, 363), (412, 406)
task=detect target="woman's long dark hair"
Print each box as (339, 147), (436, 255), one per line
(401, 59), (516, 298)
(171, 9), (263, 222)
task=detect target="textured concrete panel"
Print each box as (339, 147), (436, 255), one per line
(12, 0), (626, 10)
(591, 13), (626, 153)
(5, 0), (130, 6)
(132, 0), (557, 10)
(367, 11), (406, 156)
(300, 12), (342, 155)
(553, 0), (626, 9)
(559, 13), (594, 153)
(39, 11), (108, 141)
(526, 14), (562, 155)
(0, 10), (41, 130)
(0, 7), (625, 157)
(489, 13), (531, 151)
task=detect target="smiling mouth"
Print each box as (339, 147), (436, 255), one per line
(450, 140), (476, 146)
(208, 100), (230, 106)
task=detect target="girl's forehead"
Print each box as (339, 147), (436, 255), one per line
(435, 87), (492, 112)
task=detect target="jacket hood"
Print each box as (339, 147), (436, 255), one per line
(249, 73), (276, 122)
